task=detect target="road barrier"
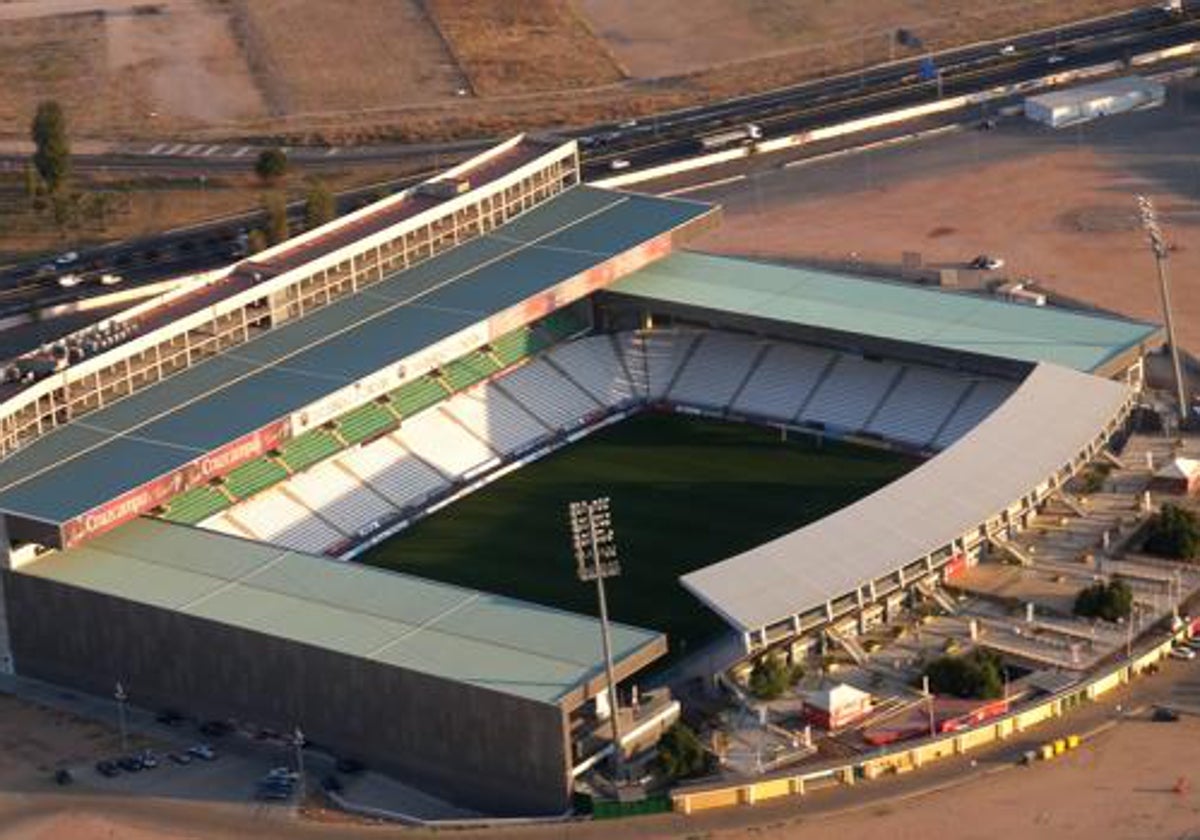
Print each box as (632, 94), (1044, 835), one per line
(594, 43), (1200, 191)
(671, 630), (1183, 815)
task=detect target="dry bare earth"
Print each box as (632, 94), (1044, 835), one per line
(696, 124), (1200, 350)
(580, 0), (1146, 80)
(226, 0), (468, 117)
(0, 0), (264, 137)
(427, 0), (625, 97)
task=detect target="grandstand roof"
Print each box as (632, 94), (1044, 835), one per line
(610, 252), (1160, 373)
(17, 518), (664, 706)
(681, 362), (1132, 635)
(0, 186), (712, 530)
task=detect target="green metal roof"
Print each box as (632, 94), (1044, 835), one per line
(610, 252), (1161, 373)
(18, 518), (663, 706)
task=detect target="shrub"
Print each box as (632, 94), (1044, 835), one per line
(1074, 578), (1134, 622)
(925, 648), (1004, 699)
(254, 147), (289, 182)
(657, 723), (708, 780)
(748, 653), (802, 700)
(1144, 503), (1200, 561)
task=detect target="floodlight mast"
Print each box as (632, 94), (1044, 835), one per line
(569, 497), (624, 780)
(1137, 195), (1189, 423)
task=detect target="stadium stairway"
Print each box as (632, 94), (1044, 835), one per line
(826, 627), (869, 666)
(915, 580), (958, 615)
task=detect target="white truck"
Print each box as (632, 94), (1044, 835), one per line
(698, 123), (762, 151)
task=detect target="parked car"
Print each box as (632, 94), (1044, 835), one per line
(335, 757), (365, 775)
(198, 719), (233, 738)
(156, 708), (185, 727)
(167, 751), (192, 765)
(970, 254), (1005, 271)
(138, 750), (159, 769)
(1169, 646), (1196, 660)
(95, 760), (120, 778)
(117, 755), (143, 772)
(186, 743), (216, 761)
(54, 768), (73, 785)
(1153, 706), (1180, 722)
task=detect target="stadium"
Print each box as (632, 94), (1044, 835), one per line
(0, 135), (1163, 815)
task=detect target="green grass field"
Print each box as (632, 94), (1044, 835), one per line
(359, 413), (917, 654)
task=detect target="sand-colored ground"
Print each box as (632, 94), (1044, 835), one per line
(695, 109), (1200, 352)
(0, 0), (264, 135)
(579, 0), (1143, 79)
(427, 0), (624, 97)
(227, 0), (468, 117)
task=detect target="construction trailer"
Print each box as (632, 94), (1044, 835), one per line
(1024, 76), (1165, 128)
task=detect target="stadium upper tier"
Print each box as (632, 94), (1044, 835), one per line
(681, 362), (1134, 644)
(17, 517), (664, 707)
(609, 252), (1161, 376)
(0, 185), (715, 545)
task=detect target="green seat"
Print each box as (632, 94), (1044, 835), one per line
(390, 376), (448, 419)
(441, 351), (500, 392)
(338, 401), (396, 446)
(535, 308), (589, 344)
(162, 485), (230, 525)
(223, 458), (289, 499)
(279, 430), (341, 473)
(491, 327), (537, 368)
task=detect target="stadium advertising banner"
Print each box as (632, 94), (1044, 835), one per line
(61, 420), (290, 548)
(488, 233), (674, 339)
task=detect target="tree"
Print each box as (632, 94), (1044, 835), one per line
(262, 193), (289, 245)
(31, 100), (71, 193)
(304, 179), (336, 230)
(254, 147), (289, 182)
(1074, 578), (1134, 622)
(1144, 503), (1200, 561)
(748, 653), (802, 701)
(246, 229), (269, 255)
(925, 648), (1004, 699)
(656, 723), (708, 780)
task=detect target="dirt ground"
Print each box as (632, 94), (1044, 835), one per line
(1, 693), (1199, 838)
(428, 0), (624, 97)
(693, 84), (1200, 353)
(579, 0), (1142, 79)
(227, 0), (468, 117)
(0, 0), (264, 136)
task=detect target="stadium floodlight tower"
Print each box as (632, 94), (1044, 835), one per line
(568, 497), (624, 779)
(1136, 194), (1189, 424)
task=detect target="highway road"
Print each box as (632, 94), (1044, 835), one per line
(0, 4), (1197, 327)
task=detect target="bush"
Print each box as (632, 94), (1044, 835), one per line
(925, 648), (1004, 699)
(748, 653), (802, 700)
(31, 100), (71, 193)
(656, 723), (708, 780)
(304, 179), (337, 230)
(254, 147), (289, 182)
(1074, 578), (1134, 622)
(1144, 504), (1200, 561)
(262, 192), (290, 245)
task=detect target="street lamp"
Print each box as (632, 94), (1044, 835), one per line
(114, 681), (128, 754)
(1136, 195), (1189, 423)
(568, 497), (624, 780)
(292, 726), (306, 801)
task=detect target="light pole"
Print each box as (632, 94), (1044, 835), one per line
(568, 497), (624, 781)
(922, 674), (935, 737)
(292, 726), (306, 801)
(114, 681), (128, 754)
(1137, 195), (1189, 423)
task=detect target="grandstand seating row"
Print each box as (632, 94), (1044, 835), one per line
(195, 327), (1016, 556)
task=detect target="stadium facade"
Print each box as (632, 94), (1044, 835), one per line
(0, 135), (1162, 814)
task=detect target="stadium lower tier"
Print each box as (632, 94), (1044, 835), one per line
(187, 328), (1017, 557)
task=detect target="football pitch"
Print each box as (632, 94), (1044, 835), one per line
(359, 413), (917, 654)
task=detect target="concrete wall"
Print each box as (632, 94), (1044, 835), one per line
(3, 571), (570, 815)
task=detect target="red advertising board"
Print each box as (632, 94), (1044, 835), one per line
(60, 419), (290, 548)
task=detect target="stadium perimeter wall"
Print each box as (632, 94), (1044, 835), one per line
(2, 570), (574, 815)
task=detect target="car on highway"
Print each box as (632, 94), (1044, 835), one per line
(608, 158), (631, 171)
(54, 251), (79, 266)
(98, 273), (124, 286)
(1169, 645), (1196, 660)
(56, 273), (83, 288)
(999, 44), (1016, 56)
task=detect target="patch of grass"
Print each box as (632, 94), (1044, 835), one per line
(359, 413), (916, 653)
